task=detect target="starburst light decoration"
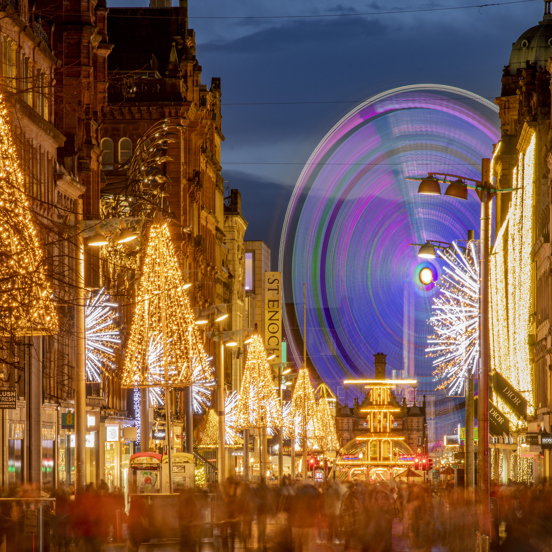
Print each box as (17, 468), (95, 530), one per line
(235, 334), (283, 430)
(120, 219), (212, 388)
(286, 366), (321, 448)
(85, 289), (121, 382)
(145, 333), (215, 411)
(317, 397), (339, 451)
(199, 392), (243, 447)
(427, 241), (479, 396)
(0, 94), (57, 336)
(490, 132), (536, 421)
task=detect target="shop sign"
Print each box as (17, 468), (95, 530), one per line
(0, 387), (16, 409)
(444, 435), (460, 446)
(106, 426), (119, 442)
(123, 427), (137, 441)
(524, 433), (539, 446)
(540, 434), (552, 449)
(86, 411), (100, 432)
(493, 372), (527, 418)
(61, 412), (75, 429)
(152, 429), (166, 440)
(264, 272), (282, 365)
(475, 398), (510, 437)
(69, 433), (95, 448)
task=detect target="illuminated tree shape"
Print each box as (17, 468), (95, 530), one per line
(286, 366), (321, 448)
(85, 289), (121, 382)
(427, 240), (479, 396)
(121, 220), (212, 388)
(235, 334), (283, 430)
(317, 397), (339, 451)
(0, 96), (57, 336)
(199, 392), (243, 447)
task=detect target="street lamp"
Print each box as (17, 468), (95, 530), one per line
(409, 159), (517, 538)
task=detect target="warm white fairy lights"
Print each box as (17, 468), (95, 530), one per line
(285, 366), (321, 448)
(427, 241), (479, 396)
(317, 396), (339, 451)
(235, 334), (284, 430)
(120, 219), (212, 388)
(199, 391), (243, 447)
(145, 332), (214, 411)
(0, 94), (57, 336)
(489, 132), (536, 420)
(85, 289), (121, 382)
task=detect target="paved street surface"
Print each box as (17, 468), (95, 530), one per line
(102, 520), (446, 552)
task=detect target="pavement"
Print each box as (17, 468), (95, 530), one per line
(101, 520), (447, 552)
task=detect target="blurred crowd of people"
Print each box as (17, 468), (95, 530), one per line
(2, 478), (552, 551)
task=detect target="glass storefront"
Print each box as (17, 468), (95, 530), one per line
(58, 434), (75, 487)
(8, 422), (24, 489)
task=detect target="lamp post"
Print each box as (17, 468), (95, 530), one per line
(411, 159), (516, 537)
(196, 306), (234, 482)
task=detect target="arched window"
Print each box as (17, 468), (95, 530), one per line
(101, 138), (114, 170)
(118, 138), (132, 164)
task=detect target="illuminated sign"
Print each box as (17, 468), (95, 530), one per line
(86, 411), (100, 432)
(264, 272), (282, 365)
(493, 371), (527, 418)
(106, 426), (119, 442)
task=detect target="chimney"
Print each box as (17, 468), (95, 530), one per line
(374, 352), (387, 380)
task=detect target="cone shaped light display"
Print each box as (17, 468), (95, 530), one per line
(121, 220), (211, 388)
(286, 366), (321, 447)
(199, 391), (242, 447)
(317, 397), (339, 451)
(235, 334), (283, 429)
(0, 95), (57, 336)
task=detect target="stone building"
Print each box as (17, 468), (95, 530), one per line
(0, 0), (87, 489)
(491, 0), (552, 482)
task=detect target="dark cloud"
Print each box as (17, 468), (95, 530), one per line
(223, 170), (291, 263)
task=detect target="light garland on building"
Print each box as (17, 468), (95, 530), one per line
(286, 366), (321, 448)
(317, 396), (339, 451)
(489, 132), (535, 419)
(427, 241), (479, 396)
(85, 288), (121, 382)
(0, 94), (57, 336)
(235, 334), (284, 430)
(199, 392), (243, 447)
(120, 219), (212, 388)
(133, 387), (141, 447)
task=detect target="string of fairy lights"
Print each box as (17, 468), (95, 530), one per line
(0, 94), (57, 336)
(199, 391), (243, 447)
(490, 132), (536, 425)
(120, 219), (212, 389)
(427, 241), (480, 396)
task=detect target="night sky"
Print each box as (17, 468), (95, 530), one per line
(108, 0), (540, 260)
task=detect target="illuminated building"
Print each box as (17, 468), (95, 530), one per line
(336, 354), (419, 481)
(491, 1), (552, 482)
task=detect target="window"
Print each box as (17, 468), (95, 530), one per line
(101, 138), (114, 170)
(2, 36), (16, 91)
(22, 57), (30, 104)
(245, 252), (253, 291)
(118, 137), (132, 164)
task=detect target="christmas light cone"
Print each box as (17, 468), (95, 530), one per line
(317, 396), (339, 451)
(0, 95), (57, 336)
(121, 220), (212, 388)
(199, 392), (242, 447)
(286, 366), (321, 448)
(235, 334), (283, 430)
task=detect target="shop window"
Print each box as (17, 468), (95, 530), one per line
(118, 137), (132, 164)
(101, 137), (114, 170)
(245, 252), (254, 291)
